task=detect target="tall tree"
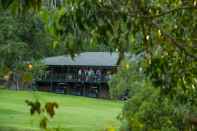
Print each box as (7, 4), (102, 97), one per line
(0, 10), (53, 89)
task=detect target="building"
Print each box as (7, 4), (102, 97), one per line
(36, 52), (119, 98)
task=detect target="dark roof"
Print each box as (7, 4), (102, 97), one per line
(43, 52), (119, 66)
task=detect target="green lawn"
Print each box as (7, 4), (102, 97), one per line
(0, 89), (122, 131)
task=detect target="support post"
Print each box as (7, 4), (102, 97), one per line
(83, 84), (86, 96)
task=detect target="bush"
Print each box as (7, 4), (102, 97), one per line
(117, 81), (197, 131)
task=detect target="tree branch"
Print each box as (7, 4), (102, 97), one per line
(140, 6), (197, 19)
(110, 5), (197, 20)
(152, 22), (197, 60)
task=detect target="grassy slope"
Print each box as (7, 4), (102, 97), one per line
(0, 89), (122, 131)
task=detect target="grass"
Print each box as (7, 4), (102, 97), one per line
(0, 89), (122, 131)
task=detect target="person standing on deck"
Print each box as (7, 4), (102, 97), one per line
(85, 68), (89, 81)
(96, 69), (101, 81)
(89, 68), (95, 81)
(78, 69), (82, 81)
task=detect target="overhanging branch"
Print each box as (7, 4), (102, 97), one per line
(140, 6), (197, 19)
(152, 22), (197, 60)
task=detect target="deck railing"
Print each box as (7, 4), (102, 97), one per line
(39, 73), (111, 83)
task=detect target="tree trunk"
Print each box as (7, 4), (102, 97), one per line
(117, 51), (125, 65)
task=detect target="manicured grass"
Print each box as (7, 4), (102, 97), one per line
(0, 89), (122, 131)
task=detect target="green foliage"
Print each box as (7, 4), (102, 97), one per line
(110, 46), (196, 130)
(25, 100), (41, 115)
(0, 0), (41, 14)
(53, 0), (132, 56)
(45, 102), (59, 118)
(0, 0), (13, 9)
(1, 0), (196, 61)
(144, 45), (197, 96)
(110, 60), (197, 130)
(25, 99), (59, 129)
(26, 60), (46, 80)
(19, 60), (46, 88)
(113, 75), (196, 130)
(44, 0), (197, 61)
(109, 58), (144, 98)
(0, 10), (52, 89)
(0, 11), (51, 70)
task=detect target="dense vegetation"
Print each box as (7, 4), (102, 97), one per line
(0, 0), (196, 130)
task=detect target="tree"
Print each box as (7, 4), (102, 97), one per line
(47, 0), (197, 98)
(0, 10), (52, 89)
(53, 0), (197, 95)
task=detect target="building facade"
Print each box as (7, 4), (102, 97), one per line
(36, 52), (119, 98)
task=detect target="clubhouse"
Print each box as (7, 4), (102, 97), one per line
(36, 52), (119, 98)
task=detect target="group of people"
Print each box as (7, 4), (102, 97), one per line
(78, 68), (102, 81)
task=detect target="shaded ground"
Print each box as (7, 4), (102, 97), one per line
(0, 89), (122, 131)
